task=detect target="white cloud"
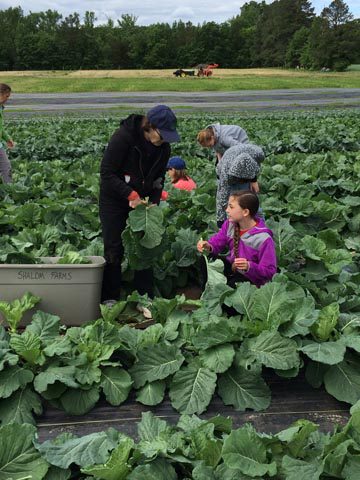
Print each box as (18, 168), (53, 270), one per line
(0, 0), (359, 25)
(170, 6), (196, 21)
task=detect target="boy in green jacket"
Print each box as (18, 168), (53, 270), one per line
(0, 83), (14, 183)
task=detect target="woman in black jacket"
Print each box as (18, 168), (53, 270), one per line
(99, 105), (180, 306)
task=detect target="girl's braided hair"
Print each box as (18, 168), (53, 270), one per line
(231, 191), (259, 257)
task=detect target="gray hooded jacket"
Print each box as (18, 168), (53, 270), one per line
(216, 143), (265, 222)
(207, 123), (249, 155)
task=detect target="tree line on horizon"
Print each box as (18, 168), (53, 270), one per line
(0, 0), (359, 72)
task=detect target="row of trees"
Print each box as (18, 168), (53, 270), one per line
(0, 0), (358, 71)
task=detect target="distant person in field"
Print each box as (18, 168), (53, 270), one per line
(161, 156), (196, 200)
(197, 190), (276, 288)
(99, 105), (180, 314)
(0, 84), (15, 183)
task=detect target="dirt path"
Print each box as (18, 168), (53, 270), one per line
(6, 88), (360, 116)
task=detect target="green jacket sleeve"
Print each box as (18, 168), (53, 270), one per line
(0, 108), (11, 143)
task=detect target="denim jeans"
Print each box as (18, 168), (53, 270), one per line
(0, 148), (12, 183)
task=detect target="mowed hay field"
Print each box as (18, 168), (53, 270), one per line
(1, 68), (360, 92)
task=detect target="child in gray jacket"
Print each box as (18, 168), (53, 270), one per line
(197, 123), (249, 161)
(216, 143), (265, 225)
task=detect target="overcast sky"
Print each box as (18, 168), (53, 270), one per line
(0, 0), (359, 25)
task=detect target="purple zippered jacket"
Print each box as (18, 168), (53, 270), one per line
(208, 217), (277, 287)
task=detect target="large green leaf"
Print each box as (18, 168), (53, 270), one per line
(192, 319), (239, 350)
(26, 311), (61, 345)
(244, 331), (300, 370)
(281, 456), (323, 480)
(305, 361), (329, 388)
(136, 381), (166, 406)
(324, 357), (360, 405)
(324, 249), (353, 274)
(81, 437), (134, 480)
(171, 228), (198, 267)
(190, 425), (222, 467)
(199, 344), (235, 373)
(0, 423), (49, 479)
(215, 463), (256, 479)
(252, 282), (293, 328)
(100, 367), (132, 406)
(0, 387), (42, 425)
(128, 204), (165, 249)
(192, 463), (217, 480)
(10, 331), (44, 365)
(138, 412), (170, 442)
(281, 296), (318, 338)
(0, 342), (18, 372)
(43, 337), (72, 357)
(59, 387), (100, 415)
(224, 282), (257, 319)
(218, 366), (271, 411)
(301, 236), (327, 260)
(37, 429), (119, 469)
(200, 258), (233, 315)
(44, 466), (71, 480)
(169, 361), (217, 414)
(205, 258), (228, 286)
(342, 454), (360, 480)
(344, 335), (360, 353)
(222, 425), (277, 477)
(130, 344), (184, 388)
(324, 438), (356, 478)
(267, 217), (298, 263)
(74, 361), (102, 385)
(34, 366), (78, 393)
(300, 340), (346, 365)
(127, 458), (177, 480)
(0, 365), (34, 399)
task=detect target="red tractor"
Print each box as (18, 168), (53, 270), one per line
(196, 63), (219, 77)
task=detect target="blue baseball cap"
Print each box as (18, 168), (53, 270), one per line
(167, 156), (186, 170)
(147, 105), (180, 143)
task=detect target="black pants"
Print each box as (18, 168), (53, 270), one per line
(199, 255), (248, 290)
(100, 205), (154, 302)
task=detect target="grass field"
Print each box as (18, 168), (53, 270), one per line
(1, 68), (359, 92)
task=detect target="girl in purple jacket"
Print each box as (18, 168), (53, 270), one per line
(197, 191), (277, 288)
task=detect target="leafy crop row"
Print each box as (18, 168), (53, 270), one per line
(1, 268), (360, 423)
(1, 406), (360, 479)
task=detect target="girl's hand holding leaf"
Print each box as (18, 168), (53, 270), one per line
(197, 240), (212, 253)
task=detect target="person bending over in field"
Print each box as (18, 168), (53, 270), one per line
(0, 84), (15, 183)
(197, 123), (249, 162)
(99, 105), (180, 315)
(215, 142), (265, 227)
(197, 191), (277, 289)
(198, 123), (261, 200)
(161, 156), (196, 200)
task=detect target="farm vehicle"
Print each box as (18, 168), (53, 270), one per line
(173, 63), (219, 78)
